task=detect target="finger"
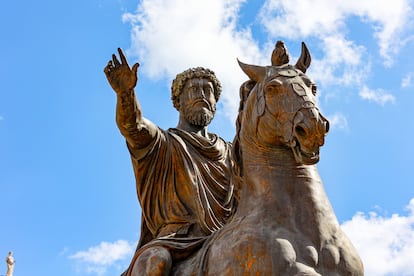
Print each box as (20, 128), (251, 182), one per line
(104, 61), (113, 74)
(104, 65), (110, 75)
(132, 63), (140, 75)
(112, 54), (121, 66)
(118, 48), (129, 66)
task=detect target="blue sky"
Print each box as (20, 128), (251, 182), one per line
(1, 0), (414, 275)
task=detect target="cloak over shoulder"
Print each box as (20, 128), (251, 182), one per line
(130, 127), (235, 246)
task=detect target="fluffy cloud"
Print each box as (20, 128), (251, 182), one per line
(122, 0), (266, 119)
(258, 0), (413, 107)
(309, 35), (370, 88)
(259, 0), (414, 66)
(341, 199), (414, 276)
(326, 112), (349, 131)
(359, 85), (396, 105)
(69, 240), (135, 275)
(401, 72), (414, 88)
(122, 0), (413, 121)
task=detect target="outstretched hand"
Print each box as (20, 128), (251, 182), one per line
(104, 48), (139, 93)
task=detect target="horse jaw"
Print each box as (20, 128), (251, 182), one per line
(289, 139), (320, 165)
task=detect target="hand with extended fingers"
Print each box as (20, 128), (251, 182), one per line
(104, 48), (139, 94)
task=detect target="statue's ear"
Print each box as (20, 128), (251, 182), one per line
(295, 42), (311, 73)
(173, 98), (181, 111)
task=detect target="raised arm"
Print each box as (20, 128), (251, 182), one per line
(104, 48), (157, 150)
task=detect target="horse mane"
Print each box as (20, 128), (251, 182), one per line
(232, 80), (256, 186)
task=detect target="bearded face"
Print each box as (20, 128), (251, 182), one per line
(180, 78), (217, 127)
(182, 102), (215, 126)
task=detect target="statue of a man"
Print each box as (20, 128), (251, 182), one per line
(5, 251), (15, 276)
(104, 49), (236, 275)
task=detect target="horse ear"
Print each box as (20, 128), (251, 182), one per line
(237, 59), (266, 82)
(295, 42), (311, 73)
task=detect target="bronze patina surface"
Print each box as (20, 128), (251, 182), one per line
(104, 42), (363, 275)
(104, 49), (237, 276)
(197, 42), (363, 275)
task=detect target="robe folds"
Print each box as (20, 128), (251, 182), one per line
(124, 127), (236, 275)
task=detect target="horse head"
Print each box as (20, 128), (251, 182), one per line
(237, 42), (329, 165)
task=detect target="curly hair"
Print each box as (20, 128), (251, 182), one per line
(171, 67), (222, 110)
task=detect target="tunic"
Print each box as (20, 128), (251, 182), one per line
(124, 127), (235, 274)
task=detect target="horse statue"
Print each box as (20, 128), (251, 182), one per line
(184, 42), (363, 275)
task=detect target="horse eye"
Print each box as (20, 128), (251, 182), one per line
(266, 79), (282, 94)
(266, 85), (277, 95)
(311, 84), (317, 96)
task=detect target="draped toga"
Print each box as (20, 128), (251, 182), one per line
(124, 127), (235, 274)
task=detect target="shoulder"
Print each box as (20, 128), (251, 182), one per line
(128, 127), (169, 160)
(211, 133), (232, 148)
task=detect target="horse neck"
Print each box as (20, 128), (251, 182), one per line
(236, 140), (323, 216)
(234, 139), (341, 250)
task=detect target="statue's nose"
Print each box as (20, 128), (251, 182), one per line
(294, 108), (329, 148)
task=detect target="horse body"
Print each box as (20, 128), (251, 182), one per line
(200, 43), (363, 275)
(205, 146), (360, 275)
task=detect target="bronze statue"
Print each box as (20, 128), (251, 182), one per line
(196, 42), (364, 275)
(104, 41), (363, 275)
(6, 251), (15, 276)
(104, 49), (237, 276)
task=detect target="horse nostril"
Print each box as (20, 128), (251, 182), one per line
(324, 120), (330, 133)
(295, 125), (307, 137)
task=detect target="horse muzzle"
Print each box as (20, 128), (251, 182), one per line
(290, 107), (329, 165)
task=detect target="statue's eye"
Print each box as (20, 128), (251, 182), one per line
(204, 86), (213, 94)
(311, 84), (317, 96)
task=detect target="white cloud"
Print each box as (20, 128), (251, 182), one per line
(402, 72), (414, 88)
(121, 0), (412, 121)
(122, 0), (268, 121)
(259, 0), (414, 66)
(359, 85), (396, 105)
(341, 199), (414, 276)
(309, 34), (371, 88)
(69, 240), (135, 275)
(326, 112), (349, 131)
(257, 0), (412, 107)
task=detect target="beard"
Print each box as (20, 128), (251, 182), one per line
(182, 101), (216, 127)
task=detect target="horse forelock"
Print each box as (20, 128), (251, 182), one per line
(232, 80), (256, 176)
